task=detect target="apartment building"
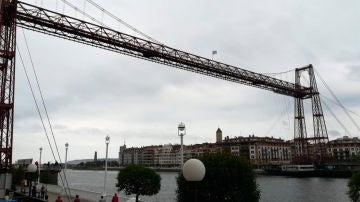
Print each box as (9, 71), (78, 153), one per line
(328, 136), (360, 161)
(222, 135), (291, 166)
(119, 129), (291, 167)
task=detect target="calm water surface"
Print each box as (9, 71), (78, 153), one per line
(62, 170), (350, 202)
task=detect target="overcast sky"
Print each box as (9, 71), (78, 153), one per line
(13, 0), (360, 163)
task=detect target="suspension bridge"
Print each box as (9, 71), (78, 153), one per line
(0, 0), (358, 200)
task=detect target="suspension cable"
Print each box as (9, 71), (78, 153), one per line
(261, 68), (296, 77)
(264, 95), (292, 137)
(58, 0), (162, 44)
(59, 0), (105, 27)
(20, 28), (72, 202)
(83, 0), (162, 44)
(300, 69), (356, 137)
(321, 95), (360, 118)
(322, 99), (352, 136)
(17, 45), (71, 201)
(314, 68), (360, 131)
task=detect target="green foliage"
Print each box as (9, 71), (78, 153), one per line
(348, 171), (360, 202)
(108, 160), (120, 167)
(351, 154), (360, 162)
(27, 171), (39, 182)
(116, 165), (161, 202)
(74, 160), (119, 169)
(85, 161), (103, 168)
(176, 153), (260, 202)
(40, 169), (53, 184)
(11, 167), (25, 185)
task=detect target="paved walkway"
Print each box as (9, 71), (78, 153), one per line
(46, 191), (91, 202)
(14, 185), (133, 202)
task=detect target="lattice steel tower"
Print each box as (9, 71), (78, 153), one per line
(0, 0), (16, 171)
(294, 65), (329, 164)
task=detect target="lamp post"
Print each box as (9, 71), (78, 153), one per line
(27, 164), (37, 197)
(38, 147), (43, 184)
(104, 135), (110, 197)
(178, 122), (186, 168)
(65, 142), (69, 170)
(182, 159), (206, 202)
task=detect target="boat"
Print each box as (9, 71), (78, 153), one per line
(263, 164), (315, 177)
(280, 164), (315, 176)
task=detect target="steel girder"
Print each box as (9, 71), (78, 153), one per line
(15, 1), (311, 98)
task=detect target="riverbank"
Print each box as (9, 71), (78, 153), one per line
(63, 169), (351, 202)
(72, 167), (181, 172)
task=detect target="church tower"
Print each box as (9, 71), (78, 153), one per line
(216, 128), (222, 143)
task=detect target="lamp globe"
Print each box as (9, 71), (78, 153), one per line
(182, 159), (206, 181)
(27, 164), (37, 173)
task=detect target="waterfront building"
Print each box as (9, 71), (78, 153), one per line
(118, 128), (291, 168)
(156, 144), (187, 167)
(222, 135), (291, 167)
(157, 144), (174, 167)
(118, 144), (126, 166)
(139, 145), (158, 167)
(119, 143), (219, 167)
(186, 143), (218, 157)
(328, 136), (360, 161)
(122, 147), (140, 165)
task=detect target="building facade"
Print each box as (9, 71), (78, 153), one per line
(328, 136), (360, 161)
(222, 135), (291, 166)
(119, 128), (292, 167)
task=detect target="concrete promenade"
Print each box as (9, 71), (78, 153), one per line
(46, 184), (134, 202)
(14, 184), (135, 202)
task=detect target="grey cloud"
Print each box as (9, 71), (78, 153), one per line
(347, 65), (360, 80)
(328, 130), (341, 137)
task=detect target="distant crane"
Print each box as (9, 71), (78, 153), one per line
(0, 0), (329, 171)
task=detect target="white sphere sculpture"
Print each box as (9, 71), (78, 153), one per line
(182, 159), (206, 181)
(27, 164), (37, 173)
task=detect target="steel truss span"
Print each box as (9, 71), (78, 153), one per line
(15, 1), (312, 98)
(0, 0), (329, 170)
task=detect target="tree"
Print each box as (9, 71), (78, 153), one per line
(40, 169), (53, 184)
(116, 165), (161, 202)
(176, 153), (260, 202)
(348, 171), (360, 202)
(109, 160), (120, 167)
(11, 167), (25, 186)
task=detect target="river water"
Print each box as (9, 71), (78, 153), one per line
(61, 170), (350, 202)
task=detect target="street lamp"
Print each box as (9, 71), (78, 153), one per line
(182, 159), (206, 202)
(38, 147), (43, 184)
(27, 164), (37, 197)
(65, 142), (69, 170)
(103, 135), (110, 197)
(178, 122), (186, 168)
